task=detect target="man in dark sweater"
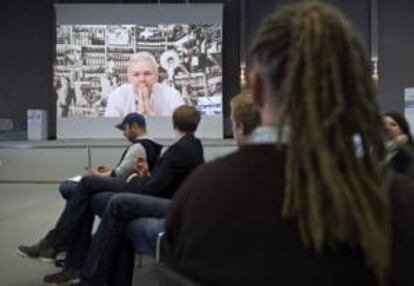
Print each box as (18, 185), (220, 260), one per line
(166, 2), (414, 286)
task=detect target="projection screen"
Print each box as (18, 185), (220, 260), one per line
(55, 4), (223, 139)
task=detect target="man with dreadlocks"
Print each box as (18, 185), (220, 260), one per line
(165, 2), (414, 286)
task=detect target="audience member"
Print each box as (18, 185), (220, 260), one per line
(59, 112), (162, 200)
(230, 89), (261, 145)
(383, 111), (414, 176)
(166, 2), (414, 286)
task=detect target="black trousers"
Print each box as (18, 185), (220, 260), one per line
(44, 175), (125, 269)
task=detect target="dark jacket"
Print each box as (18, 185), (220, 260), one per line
(390, 143), (414, 177)
(125, 134), (204, 199)
(166, 144), (414, 286)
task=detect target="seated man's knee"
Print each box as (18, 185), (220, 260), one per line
(108, 194), (132, 220)
(58, 181), (78, 200)
(79, 175), (95, 190)
(91, 192), (114, 217)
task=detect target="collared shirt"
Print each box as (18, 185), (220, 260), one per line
(104, 82), (184, 117)
(248, 125), (288, 145)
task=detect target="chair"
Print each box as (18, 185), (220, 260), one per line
(155, 231), (165, 264)
(135, 230), (164, 270)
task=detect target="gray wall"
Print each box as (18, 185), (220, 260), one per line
(243, 0), (370, 61)
(0, 0), (55, 137)
(378, 0), (414, 112)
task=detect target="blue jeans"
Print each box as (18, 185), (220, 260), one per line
(58, 180), (78, 200)
(91, 192), (115, 217)
(81, 193), (171, 286)
(127, 217), (165, 258)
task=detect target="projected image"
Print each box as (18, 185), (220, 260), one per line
(55, 24), (222, 118)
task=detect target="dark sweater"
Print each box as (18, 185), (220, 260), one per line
(125, 134), (204, 199)
(166, 144), (414, 286)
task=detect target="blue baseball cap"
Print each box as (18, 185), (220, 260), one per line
(115, 113), (146, 130)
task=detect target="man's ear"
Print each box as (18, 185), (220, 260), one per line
(251, 71), (264, 108)
(238, 122), (249, 136)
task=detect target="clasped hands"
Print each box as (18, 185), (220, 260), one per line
(126, 156), (151, 183)
(136, 85), (155, 116)
(90, 165), (112, 177)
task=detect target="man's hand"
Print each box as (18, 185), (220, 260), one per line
(91, 165), (112, 177)
(135, 157), (151, 177)
(137, 85), (154, 115)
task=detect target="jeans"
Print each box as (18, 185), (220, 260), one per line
(81, 193), (171, 285)
(91, 192), (116, 217)
(58, 180), (78, 200)
(44, 175), (125, 269)
(127, 217), (165, 258)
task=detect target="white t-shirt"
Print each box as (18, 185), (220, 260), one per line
(104, 83), (184, 117)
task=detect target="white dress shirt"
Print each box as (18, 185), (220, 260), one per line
(104, 83), (184, 117)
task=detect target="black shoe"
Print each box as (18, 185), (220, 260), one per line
(16, 239), (57, 263)
(43, 268), (80, 285)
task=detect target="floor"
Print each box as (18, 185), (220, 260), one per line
(0, 183), (155, 286)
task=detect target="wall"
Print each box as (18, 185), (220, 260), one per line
(0, 139), (237, 182)
(378, 0), (414, 112)
(0, 0), (55, 137)
(243, 0), (370, 61)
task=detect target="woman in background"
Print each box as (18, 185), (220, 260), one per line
(383, 111), (414, 175)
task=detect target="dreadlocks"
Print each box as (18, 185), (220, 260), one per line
(249, 1), (390, 284)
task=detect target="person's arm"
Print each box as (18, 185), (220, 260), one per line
(391, 175), (414, 286)
(114, 143), (146, 181)
(164, 165), (202, 264)
(133, 145), (182, 197)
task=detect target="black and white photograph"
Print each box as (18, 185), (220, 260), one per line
(55, 24), (223, 118)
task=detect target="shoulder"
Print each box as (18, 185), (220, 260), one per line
(156, 83), (180, 96)
(128, 141), (146, 152)
(182, 150), (240, 181)
(111, 83), (133, 96)
(174, 135), (202, 152)
(123, 142), (145, 158)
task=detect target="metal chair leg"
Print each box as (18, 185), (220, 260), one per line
(156, 232), (165, 264)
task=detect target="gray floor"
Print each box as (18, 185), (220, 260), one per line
(0, 183), (155, 286)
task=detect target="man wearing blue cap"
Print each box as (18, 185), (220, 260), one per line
(58, 112), (162, 200)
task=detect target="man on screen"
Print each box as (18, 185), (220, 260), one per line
(104, 52), (185, 117)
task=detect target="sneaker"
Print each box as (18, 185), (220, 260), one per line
(16, 239), (57, 263)
(43, 268), (80, 285)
